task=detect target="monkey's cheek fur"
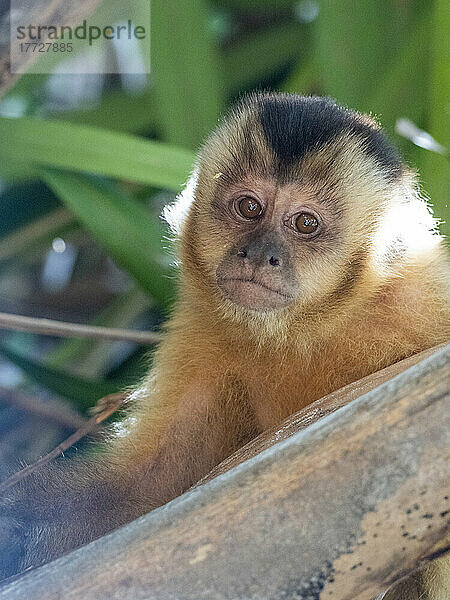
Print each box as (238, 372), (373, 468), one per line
(217, 277), (296, 311)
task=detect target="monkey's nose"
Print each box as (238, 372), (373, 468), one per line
(237, 247), (281, 267)
(269, 256), (280, 267)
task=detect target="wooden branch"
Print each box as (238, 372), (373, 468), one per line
(0, 392), (126, 494)
(0, 312), (162, 345)
(0, 0), (104, 97)
(0, 343), (448, 600)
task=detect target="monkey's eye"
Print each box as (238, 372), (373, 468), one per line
(236, 196), (263, 220)
(294, 212), (320, 235)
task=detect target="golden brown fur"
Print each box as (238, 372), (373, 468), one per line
(1, 94), (448, 594)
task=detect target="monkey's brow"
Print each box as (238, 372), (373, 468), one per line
(287, 176), (345, 208)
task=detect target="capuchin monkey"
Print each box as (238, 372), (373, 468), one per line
(1, 93), (449, 598)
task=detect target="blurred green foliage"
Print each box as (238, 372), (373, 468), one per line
(0, 0), (448, 411)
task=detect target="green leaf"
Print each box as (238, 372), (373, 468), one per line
(0, 116), (194, 190)
(151, 0), (223, 147)
(223, 20), (308, 93)
(0, 344), (120, 411)
(421, 0), (450, 237)
(212, 0), (296, 7)
(41, 169), (176, 306)
(53, 89), (158, 134)
(283, 55), (317, 95)
(0, 157), (39, 181)
(315, 1), (421, 111)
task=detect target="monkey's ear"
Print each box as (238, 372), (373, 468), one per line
(163, 170), (198, 237)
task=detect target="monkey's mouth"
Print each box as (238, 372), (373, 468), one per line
(217, 277), (295, 311)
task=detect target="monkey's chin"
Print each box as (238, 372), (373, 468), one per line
(217, 278), (295, 312)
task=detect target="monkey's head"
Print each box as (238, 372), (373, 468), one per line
(166, 93), (437, 328)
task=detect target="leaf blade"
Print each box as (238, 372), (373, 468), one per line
(0, 344), (120, 411)
(0, 116), (194, 189)
(42, 169), (176, 306)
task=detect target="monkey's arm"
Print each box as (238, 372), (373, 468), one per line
(0, 347), (256, 578)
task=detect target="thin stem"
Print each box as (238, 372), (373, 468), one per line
(0, 392), (127, 492)
(0, 312), (162, 345)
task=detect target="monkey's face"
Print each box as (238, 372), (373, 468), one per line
(214, 178), (322, 311)
(177, 93), (405, 317)
(199, 171), (371, 315)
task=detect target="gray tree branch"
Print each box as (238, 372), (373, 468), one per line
(0, 343), (448, 600)
(0, 311), (161, 344)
